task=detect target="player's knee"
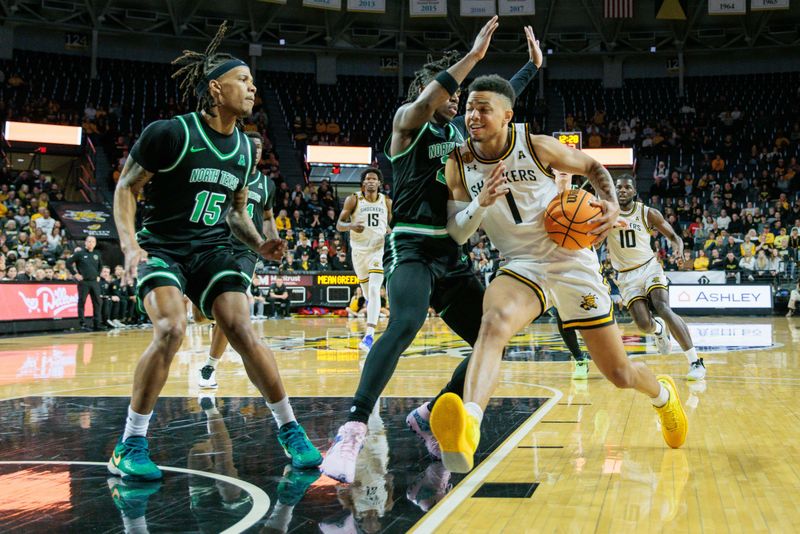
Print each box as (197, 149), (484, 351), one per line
(607, 364), (635, 389)
(480, 308), (514, 342)
(153, 318), (186, 350)
(391, 315), (426, 341)
(652, 301), (670, 317)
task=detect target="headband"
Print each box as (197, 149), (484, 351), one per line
(195, 58), (248, 97)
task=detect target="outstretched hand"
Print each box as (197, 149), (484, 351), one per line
(478, 162), (509, 207)
(258, 239), (287, 261)
(524, 26), (543, 68)
(469, 16), (499, 61)
(587, 199), (621, 245)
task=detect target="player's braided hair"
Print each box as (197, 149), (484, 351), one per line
(171, 21), (237, 116)
(405, 50), (461, 103)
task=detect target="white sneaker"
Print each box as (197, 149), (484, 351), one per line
(198, 365), (218, 389)
(653, 318), (671, 355)
(320, 421), (367, 483)
(686, 358), (706, 381)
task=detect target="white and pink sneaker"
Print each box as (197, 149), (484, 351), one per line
(321, 421), (367, 483)
(406, 402), (442, 460)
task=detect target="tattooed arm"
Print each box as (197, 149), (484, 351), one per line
(228, 186), (264, 250)
(534, 135), (620, 243)
(228, 188), (286, 261)
(114, 158), (154, 282)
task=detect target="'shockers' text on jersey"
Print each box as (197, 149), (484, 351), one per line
(469, 169), (539, 197)
(189, 168), (240, 190)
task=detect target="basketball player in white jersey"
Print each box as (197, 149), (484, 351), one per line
(606, 175), (706, 380)
(337, 168), (392, 351)
(430, 75), (688, 473)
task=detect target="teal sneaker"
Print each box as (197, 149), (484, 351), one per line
(277, 465), (321, 506)
(277, 421), (322, 469)
(107, 436), (163, 481)
(107, 477), (162, 519)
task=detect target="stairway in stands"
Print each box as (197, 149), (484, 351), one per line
(263, 87), (305, 187)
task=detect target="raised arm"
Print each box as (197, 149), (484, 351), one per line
(390, 16), (498, 153)
(336, 194), (364, 234)
(114, 159), (153, 282)
(534, 135), (619, 242)
(507, 26), (542, 98)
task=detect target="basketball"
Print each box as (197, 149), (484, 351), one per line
(544, 189), (603, 250)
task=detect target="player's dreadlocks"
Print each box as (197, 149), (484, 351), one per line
(405, 50), (461, 103)
(171, 21), (243, 116)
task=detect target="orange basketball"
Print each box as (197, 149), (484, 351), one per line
(544, 189), (603, 250)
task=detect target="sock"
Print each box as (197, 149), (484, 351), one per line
(366, 325), (376, 337)
(685, 347), (699, 364)
(366, 273), (383, 328)
(205, 356), (220, 369)
(653, 319), (663, 335)
(123, 405), (152, 441)
(267, 397), (297, 428)
(464, 402), (484, 424)
(650, 384), (669, 408)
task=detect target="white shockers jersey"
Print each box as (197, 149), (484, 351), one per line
(349, 192), (389, 252)
(454, 123), (557, 261)
(606, 201), (655, 272)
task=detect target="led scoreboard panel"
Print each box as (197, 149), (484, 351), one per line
(553, 131), (582, 149)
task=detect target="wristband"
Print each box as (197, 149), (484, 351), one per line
(435, 71), (460, 96)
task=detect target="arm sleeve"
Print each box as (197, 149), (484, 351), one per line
(129, 119), (186, 173)
(508, 62), (538, 100)
(266, 177), (277, 211)
(447, 198), (487, 245)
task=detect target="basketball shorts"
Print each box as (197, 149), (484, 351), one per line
(497, 250), (614, 331)
(136, 243), (251, 320)
(352, 246), (384, 285)
(615, 258), (668, 307)
(233, 248), (259, 279)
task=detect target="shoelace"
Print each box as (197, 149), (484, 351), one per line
(691, 359), (704, 369)
(339, 429), (365, 459)
(284, 426), (313, 452)
(125, 440), (151, 464)
(200, 365), (214, 380)
(660, 404), (679, 431)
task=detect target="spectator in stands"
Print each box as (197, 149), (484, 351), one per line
(681, 251), (694, 271)
(2, 266), (16, 280)
(332, 249), (351, 271)
(693, 250), (709, 271)
(275, 209), (291, 232)
(739, 250), (756, 281)
(786, 281), (800, 317)
(348, 286), (366, 319)
(740, 236), (756, 257)
(709, 249), (724, 270)
(281, 252), (299, 272)
(317, 253), (330, 271)
(298, 251), (314, 271)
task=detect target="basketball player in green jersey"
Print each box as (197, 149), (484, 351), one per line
(322, 16), (503, 483)
(196, 131), (278, 389)
(110, 23), (320, 481)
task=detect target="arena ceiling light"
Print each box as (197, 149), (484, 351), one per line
(306, 145), (372, 166)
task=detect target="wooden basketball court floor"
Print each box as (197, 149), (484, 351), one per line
(1, 315), (798, 533)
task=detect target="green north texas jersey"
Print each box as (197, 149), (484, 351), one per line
(230, 170), (275, 254)
(385, 121), (464, 233)
(136, 112), (253, 248)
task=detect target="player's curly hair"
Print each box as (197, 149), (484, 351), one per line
(468, 74), (516, 107)
(405, 50), (461, 103)
(171, 21), (238, 116)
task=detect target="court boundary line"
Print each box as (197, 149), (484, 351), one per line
(409, 384), (563, 534)
(0, 460), (270, 534)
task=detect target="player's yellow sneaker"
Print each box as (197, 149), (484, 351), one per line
(430, 393), (480, 473)
(653, 375), (688, 448)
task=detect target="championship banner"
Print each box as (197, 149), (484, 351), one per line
(303, 0), (341, 9)
(347, 0), (385, 12)
(499, 0), (535, 15)
(751, 0), (789, 10)
(0, 282), (93, 321)
(461, 0), (496, 16)
(708, 0), (746, 14)
(50, 202), (118, 240)
(410, 0), (447, 17)
(664, 271), (726, 285)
